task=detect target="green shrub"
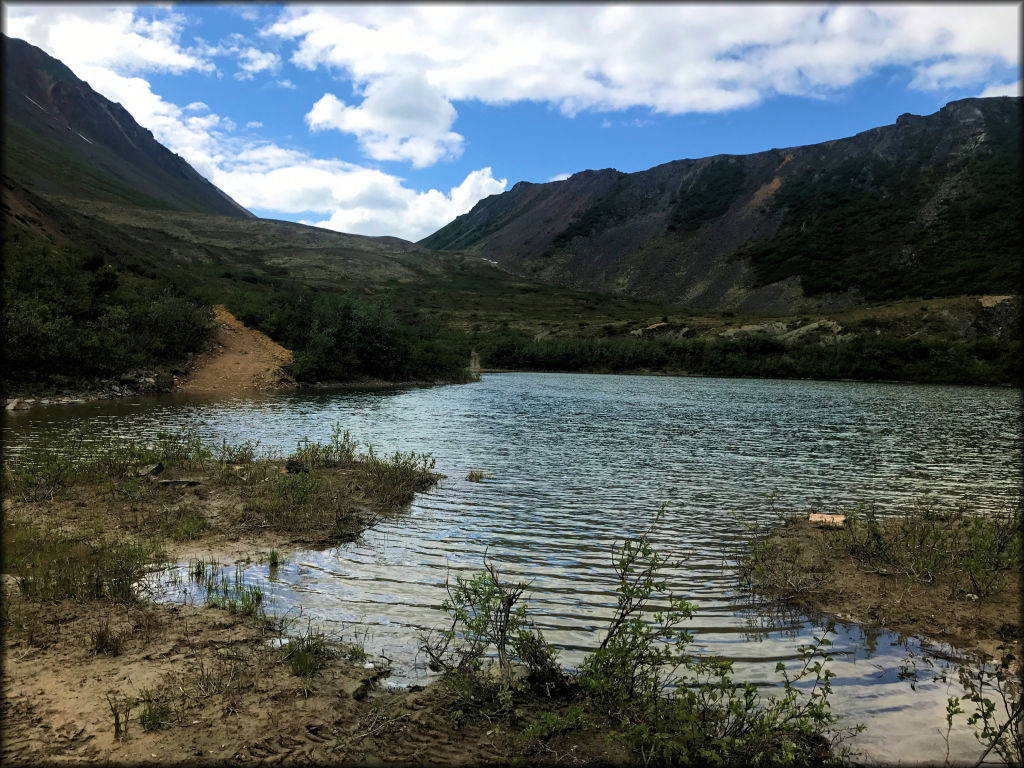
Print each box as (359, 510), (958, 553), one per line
(840, 499), (1021, 598)
(422, 557), (560, 684)
(1, 229), (214, 387)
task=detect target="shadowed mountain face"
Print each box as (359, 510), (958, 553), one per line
(2, 34), (251, 218)
(422, 97), (1022, 312)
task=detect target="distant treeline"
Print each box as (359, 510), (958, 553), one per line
(2, 226), (472, 390)
(4, 222), (1018, 391)
(226, 287), (472, 384)
(474, 331), (1021, 386)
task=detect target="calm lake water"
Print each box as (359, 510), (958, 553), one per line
(4, 373), (1021, 763)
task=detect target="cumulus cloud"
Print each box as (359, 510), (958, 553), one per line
(4, 4), (214, 75)
(266, 4), (1019, 116)
(299, 166), (507, 238)
(306, 74), (464, 167)
(2, 4), (512, 239)
(978, 80), (1022, 98)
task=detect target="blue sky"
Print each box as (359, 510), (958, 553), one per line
(3, 3), (1020, 240)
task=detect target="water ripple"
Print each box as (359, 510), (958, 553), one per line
(4, 373), (1019, 763)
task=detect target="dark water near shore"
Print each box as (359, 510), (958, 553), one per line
(4, 373), (1020, 763)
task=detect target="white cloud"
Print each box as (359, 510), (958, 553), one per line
(306, 74), (464, 167)
(547, 173), (571, 182)
(184, 101), (209, 112)
(235, 46), (280, 79)
(246, 120), (264, 129)
(266, 4), (1019, 116)
(978, 80), (1022, 98)
(302, 166), (507, 238)
(276, 79), (297, 89)
(909, 56), (993, 90)
(4, 4), (214, 75)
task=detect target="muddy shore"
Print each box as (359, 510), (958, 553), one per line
(742, 516), (1022, 668)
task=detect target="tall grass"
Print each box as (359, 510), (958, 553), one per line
(3, 519), (163, 603)
(292, 423), (358, 469)
(357, 447), (437, 507)
(2, 427), (222, 501)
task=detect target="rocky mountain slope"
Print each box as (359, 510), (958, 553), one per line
(422, 98), (1021, 312)
(2, 35), (251, 218)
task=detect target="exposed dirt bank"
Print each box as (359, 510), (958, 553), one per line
(180, 305), (294, 395)
(2, 590), (629, 766)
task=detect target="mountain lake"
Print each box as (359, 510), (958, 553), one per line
(4, 372), (1020, 763)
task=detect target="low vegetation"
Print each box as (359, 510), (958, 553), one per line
(420, 515), (863, 766)
(743, 109), (1022, 300)
(226, 285), (473, 384)
(2, 424), (440, 550)
(740, 498), (1022, 605)
(740, 495), (1022, 766)
(2, 227), (214, 388)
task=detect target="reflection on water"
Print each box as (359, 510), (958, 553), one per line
(4, 373), (1020, 763)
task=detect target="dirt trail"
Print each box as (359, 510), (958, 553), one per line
(181, 306), (294, 395)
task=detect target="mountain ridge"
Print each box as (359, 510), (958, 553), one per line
(421, 97), (1022, 312)
(2, 34), (252, 218)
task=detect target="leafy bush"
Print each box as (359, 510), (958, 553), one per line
(2, 229), (214, 386)
(583, 515), (861, 765)
(422, 556), (560, 683)
(426, 512), (861, 765)
(473, 329), (1020, 385)
(839, 499), (1021, 598)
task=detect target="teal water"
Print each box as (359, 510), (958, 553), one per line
(4, 373), (1020, 762)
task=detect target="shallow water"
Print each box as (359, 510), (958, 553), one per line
(5, 373), (1020, 763)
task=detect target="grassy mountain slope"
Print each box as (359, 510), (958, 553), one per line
(422, 98), (1022, 312)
